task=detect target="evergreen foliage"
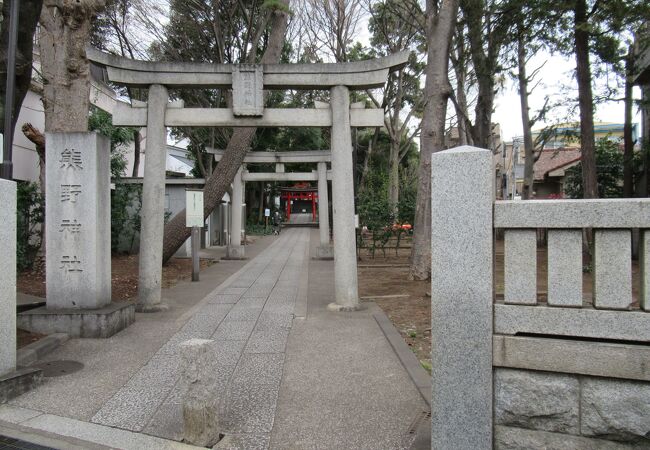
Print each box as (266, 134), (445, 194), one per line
(16, 182), (44, 270)
(564, 139), (627, 199)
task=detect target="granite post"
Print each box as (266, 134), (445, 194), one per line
(593, 230), (632, 310)
(548, 230), (583, 307)
(137, 84), (168, 312)
(180, 338), (222, 446)
(430, 146), (493, 449)
(642, 230), (650, 311)
(226, 166), (244, 259)
(0, 179), (16, 375)
(45, 132), (111, 309)
(316, 161), (333, 258)
(327, 85), (359, 311)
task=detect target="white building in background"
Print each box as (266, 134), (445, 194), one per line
(12, 80), (193, 182)
(11, 59), (230, 256)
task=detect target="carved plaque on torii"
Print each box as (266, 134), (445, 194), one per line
(232, 64), (264, 117)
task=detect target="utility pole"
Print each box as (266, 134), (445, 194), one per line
(1, 0), (20, 180)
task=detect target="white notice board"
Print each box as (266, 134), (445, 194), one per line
(186, 189), (204, 227)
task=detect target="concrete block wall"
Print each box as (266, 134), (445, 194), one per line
(494, 368), (650, 448)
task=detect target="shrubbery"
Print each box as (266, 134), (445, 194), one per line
(16, 182), (44, 270)
(564, 138), (635, 199)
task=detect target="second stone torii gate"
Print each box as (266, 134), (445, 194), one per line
(88, 48), (408, 312)
(209, 149), (333, 259)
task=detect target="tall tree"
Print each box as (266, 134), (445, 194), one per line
(161, 0), (290, 263)
(551, 0), (650, 199)
(0, 0), (43, 149)
(459, 0), (511, 149)
(92, 0), (151, 176)
(449, 21), (473, 147)
(507, 0), (555, 199)
(39, 0), (106, 132)
(573, 0), (598, 198)
(623, 46), (634, 198)
(299, 0), (365, 62)
(409, 0), (459, 280)
(366, 0), (423, 217)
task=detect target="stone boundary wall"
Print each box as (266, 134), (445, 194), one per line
(494, 368), (650, 449)
(430, 146), (650, 450)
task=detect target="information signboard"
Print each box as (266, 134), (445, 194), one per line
(186, 189), (204, 227)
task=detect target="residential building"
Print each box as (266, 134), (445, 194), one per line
(531, 122), (638, 150)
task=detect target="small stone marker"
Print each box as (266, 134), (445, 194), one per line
(180, 338), (221, 447)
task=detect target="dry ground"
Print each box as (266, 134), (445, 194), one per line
(16, 255), (215, 351)
(358, 238), (643, 374)
(17, 255), (215, 302)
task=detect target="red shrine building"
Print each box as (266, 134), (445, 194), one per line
(280, 183), (318, 222)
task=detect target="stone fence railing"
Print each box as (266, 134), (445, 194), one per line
(430, 146), (650, 450)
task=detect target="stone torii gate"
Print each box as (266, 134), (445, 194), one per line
(86, 48), (408, 313)
(209, 149), (333, 259)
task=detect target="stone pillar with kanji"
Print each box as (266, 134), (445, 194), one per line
(45, 132), (111, 309)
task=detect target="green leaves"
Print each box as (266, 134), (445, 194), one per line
(16, 182), (44, 271)
(564, 138), (627, 199)
(88, 106), (135, 179)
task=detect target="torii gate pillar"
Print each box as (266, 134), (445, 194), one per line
(137, 84), (169, 312)
(327, 85), (360, 311)
(316, 162), (333, 258)
(227, 166), (245, 259)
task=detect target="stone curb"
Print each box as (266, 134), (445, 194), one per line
(0, 408), (202, 450)
(16, 333), (69, 367)
(366, 302), (431, 408)
(0, 419), (108, 450)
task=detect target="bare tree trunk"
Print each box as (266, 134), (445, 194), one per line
(409, 0), (459, 281)
(454, 79), (469, 146)
(22, 123), (46, 193)
(462, 1), (494, 150)
(518, 30), (535, 200)
(258, 182), (264, 223)
(39, 0), (106, 132)
(452, 22), (470, 146)
(359, 127), (379, 191)
(0, 0), (43, 138)
(161, 2), (290, 263)
(386, 70), (404, 217)
(22, 123), (46, 251)
(644, 85), (650, 197)
(472, 76), (494, 149)
(574, 0), (598, 199)
(388, 139), (400, 217)
(623, 48), (634, 198)
(132, 129), (141, 177)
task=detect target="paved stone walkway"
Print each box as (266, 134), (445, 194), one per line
(3, 228), (428, 449)
(92, 228), (310, 445)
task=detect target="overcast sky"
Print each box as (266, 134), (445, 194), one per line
(355, 14), (642, 145)
(493, 52), (643, 142)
